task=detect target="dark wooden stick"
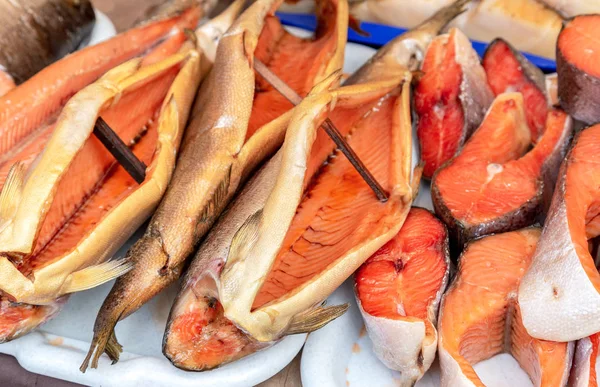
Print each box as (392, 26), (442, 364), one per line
(93, 117), (147, 184)
(253, 59), (389, 202)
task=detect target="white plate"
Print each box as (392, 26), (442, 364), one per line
(300, 38), (544, 387)
(0, 14), (306, 387)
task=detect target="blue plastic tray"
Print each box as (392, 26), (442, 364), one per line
(277, 12), (557, 73)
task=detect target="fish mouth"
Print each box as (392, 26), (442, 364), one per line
(164, 278), (267, 371)
(0, 296), (67, 343)
(0, 47), (201, 306)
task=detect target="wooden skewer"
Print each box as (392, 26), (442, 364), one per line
(253, 59), (389, 202)
(93, 117), (147, 184)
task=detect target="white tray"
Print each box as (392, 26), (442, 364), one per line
(300, 37), (569, 387)
(0, 13), (306, 387)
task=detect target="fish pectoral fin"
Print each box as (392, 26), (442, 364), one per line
(225, 209), (262, 269)
(286, 303), (349, 335)
(0, 162), (25, 232)
(308, 69), (343, 97)
(63, 259), (133, 294)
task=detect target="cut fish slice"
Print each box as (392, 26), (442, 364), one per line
(570, 334), (600, 387)
(483, 38), (548, 141)
(432, 93), (572, 248)
(557, 15), (600, 125)
(83, 0), (347, 370)
(0, 45), (203, 342)
(519, 124), (600, 342)
(438, 228), (574, 386)
(415, 27), (493, 179)
(354, 207), (449, 385)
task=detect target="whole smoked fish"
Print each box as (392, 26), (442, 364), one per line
(162, 0), (469, 370)
(82, 0), (347, 370)
(438, 228), (573, 386)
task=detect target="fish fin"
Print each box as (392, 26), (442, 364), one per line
(349, 15), (369, 37)
(226, 209), (263, 267)
(64, 259), (133, 294)
(286, 303), (349, 335)
(80, 329), (122, 372)
(309, 70), (343, 96)
(416, 0), (471, 35)
(0, 162), (25, 232)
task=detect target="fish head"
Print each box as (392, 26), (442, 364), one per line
(164, 271), (268, 370)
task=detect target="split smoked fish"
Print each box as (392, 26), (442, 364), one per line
(355, 207), (449, 385)
(82, 0), (347, 370)
(0, 46), (203, 341)
(438, 228), (573, 386)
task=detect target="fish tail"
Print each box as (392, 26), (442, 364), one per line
(81, 233), (183, 372)
(80, 323), (122, 373)
(415, 0), (470, 34)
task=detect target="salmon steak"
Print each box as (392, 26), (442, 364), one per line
(557, 15), (600, 125)
(354, 207), (449, 385)
(0, 40), (204, 342)
(483, 38), (549, 142)
(82, 0), (348, 370)
(431, 93), (572, 248)
(519, 124), (600, 342)
(163, 72), (416, 369)
(438, 228), (574, 386)
(570, 333), (600, 387)
(415, 27), (493, 179)
(161, 0), (469, 371)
